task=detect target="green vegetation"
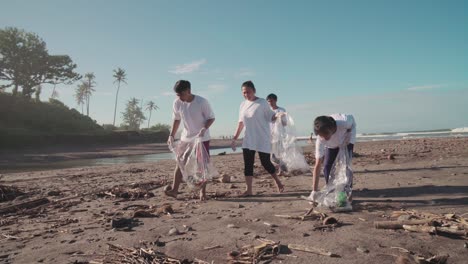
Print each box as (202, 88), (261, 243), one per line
(0, 27), (170, 148)
(0, 27), (80, 97)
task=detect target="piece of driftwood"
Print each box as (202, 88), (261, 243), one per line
(0, 197), (49, 215)
(288, 244), (339, 257)
(203, 245), (222, 251)
(403, 225), (467, 237)
(374, 219), (433, 229)
(275, 214), (321, 221)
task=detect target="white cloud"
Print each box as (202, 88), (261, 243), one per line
(235, 68), (255, 78)
(169, 59), (207, 74)
(161, 91), (173, 96)
(407, 84), (444, 91)
(206, 84), (227, 93)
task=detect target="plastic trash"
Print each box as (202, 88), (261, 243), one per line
(308, 144), (353, 210)
(170, 137), (218, 189)
(270, 113), (310, 173)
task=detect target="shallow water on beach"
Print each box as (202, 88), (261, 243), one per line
(3, 133), (468, 173)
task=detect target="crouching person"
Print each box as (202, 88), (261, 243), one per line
(310, 114), (356, 203)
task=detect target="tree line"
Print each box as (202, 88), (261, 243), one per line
(0, 27), (165, 132)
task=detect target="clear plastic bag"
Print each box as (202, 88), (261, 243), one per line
(271, 113), (310, 173)
(314, 144), (353, 210)
(170, 138), (218, 189)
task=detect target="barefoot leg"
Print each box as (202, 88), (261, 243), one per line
(270, 172), (284, 193)
(240, 176), (254, 196)
(165, 166), (183, 198)
(199, 182), (207, 201)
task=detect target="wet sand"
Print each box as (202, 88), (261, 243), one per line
(0, 137), (467, 263)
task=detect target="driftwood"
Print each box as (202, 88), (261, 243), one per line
(228, 239), (280, 263)
(374, 219), (433, 230)
(403, 225), (467, 236)
(288, 244), (339, 257)
(0, 197), (49, 215)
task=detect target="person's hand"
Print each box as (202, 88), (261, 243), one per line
(197, 127), (207, 137)
(275, 112), (286, 118)
(230, 139), (237, 152)
(167, 135), (174, 147)
(308, 190), (318, 202)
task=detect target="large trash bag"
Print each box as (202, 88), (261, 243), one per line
(314, 144), (353, 210)
(170, 138), (218, 189)
(271, 113), (310, 173)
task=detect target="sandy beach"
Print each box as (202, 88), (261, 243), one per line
(1, 137), (467, 263)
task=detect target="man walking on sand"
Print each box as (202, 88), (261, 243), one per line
(165, 80), (215, 201)
(266, 93), (288, 175)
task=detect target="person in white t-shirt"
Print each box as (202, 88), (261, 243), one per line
(309, 114), (356, 201)
(231, 81), (285, 197)
(165, 80), (215, 201)
(266, 93), (288, 175)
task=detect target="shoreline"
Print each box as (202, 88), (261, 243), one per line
(2, 136), (468, 174)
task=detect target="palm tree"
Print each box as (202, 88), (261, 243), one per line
(122, 97), (145, 130)
(50, 77), (59, 99)
(112, 68), (127, 126)
(145, 101), (159, 128)
(74, 83), (86, 114)
(51, 89), (59, 99)
(34, 85), (42, 102)
(83, 72), (96, 116)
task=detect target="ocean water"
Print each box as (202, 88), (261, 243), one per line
(2, 127), (467, 173)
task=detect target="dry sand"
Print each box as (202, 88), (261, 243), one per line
(0, 137), (467, 263)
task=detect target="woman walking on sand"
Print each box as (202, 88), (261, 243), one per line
(231, 81), (285, 197)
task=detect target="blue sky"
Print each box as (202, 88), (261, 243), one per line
(2, 0), (467, 136)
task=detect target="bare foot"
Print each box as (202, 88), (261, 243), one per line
(199, 194), (207, 201)
(276, 182), (285, 193)
(164, 190), (178, 199)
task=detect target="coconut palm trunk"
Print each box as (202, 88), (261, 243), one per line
(113, 81), (120, 126)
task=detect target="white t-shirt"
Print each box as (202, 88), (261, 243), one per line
(315, 114), (357, 159)
(172, 95), (215, 142)
(239, 98), (276, 153)
(270, 106), (286, 131)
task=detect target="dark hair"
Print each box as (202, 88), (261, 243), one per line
(173, 80), (191, 93)
(266, 93), (277, 101)
(241, 80), (256, 93)
(314, 116), (336, 135)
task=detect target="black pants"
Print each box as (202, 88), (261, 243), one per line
(242, 148), (276, 176)
(323, 143), (354, 184)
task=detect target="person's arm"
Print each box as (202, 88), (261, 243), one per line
(312, 137), (324, 191)
(169, 119), (180, 137)
(232, 121), (244, 140)
(349, 115), (357, 144)
(204, 118), (215, 129)
(168, 119), (180, 146)
(312, 157), (323, 191)
(198, 118), (215, 137)
(231, 121), (244, 151)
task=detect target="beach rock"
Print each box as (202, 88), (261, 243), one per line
(168, 227), (180, 236)
(219, 173), (231, 183)
(356, 246), (369, 253)
(397, 215), (413, 221)
(387, 154), (395, 160)
(47, 190), (61, 196)
(227, 224), (239, 229)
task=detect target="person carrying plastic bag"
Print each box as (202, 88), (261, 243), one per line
(165, 80), (216, 201)
(270, 112), (310, 174)
(170, 137), (218, 196)
(305, 114), (356, 210)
